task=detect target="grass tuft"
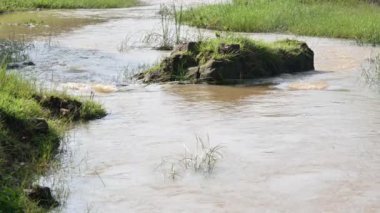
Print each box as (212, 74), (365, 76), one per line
(182, 135), (224, 174)
(80, 100), (107, 120)
(158, 136), (224, 181)
(362, 53), (380, 89)
(0, 40), (33, 64)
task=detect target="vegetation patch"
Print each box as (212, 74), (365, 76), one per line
(138, 36), (314, 84)
(182, 0), (380, 44)
(0, 0), (138, 12)
(0, 39), (32, 64)
(158, 136), (224, 181)
(143, 4), (184, 50)
(0, 66), (106, 212)
(362, 53), (380, 89)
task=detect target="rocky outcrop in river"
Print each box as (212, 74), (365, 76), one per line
(138, 38), (314, 84)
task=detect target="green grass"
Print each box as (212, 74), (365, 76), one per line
(0, 0), (138, 12)
(0, 65), (106, 212)
(182, 0), (380, 44)
(196, 36), (307, 64)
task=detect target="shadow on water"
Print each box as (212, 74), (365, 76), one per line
(164, 84), (271, 103)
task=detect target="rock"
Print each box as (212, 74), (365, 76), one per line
(135, 72), (145, 80)
(27, 118), (49, 134)
(155, 45), (173, 51)
(23, 61), (35, 66)
(143, 69), (165, 82)
(186, 58), (249, 84)
(200, 59), (245, 83)
(6, 61), (35, 70)
(172, 41), (200, 53)
(218, 43), (240, 54)
(279, 42), (315, 73)
(39, 96), (82, 120)
(139, 39), (314, 84)
(145, 52), (198, 82)
(6, 63), (21, 69)
(60, 108), (70, 116)
(186, 66), (201, 80)
(27, 186), (59, 209)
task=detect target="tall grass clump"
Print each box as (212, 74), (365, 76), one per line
(0, 39), (33, 64)
(0, 65), (106, 211)
(183, 0), (380, 44)
(143, 4), (185, 50)
(158, 136), (224, 181)
(182, 136), (224, 174)
(0, 0), (138, 12)
(362, 53), (380, 89)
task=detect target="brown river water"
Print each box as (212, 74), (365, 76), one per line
(2, 0), (380, 212)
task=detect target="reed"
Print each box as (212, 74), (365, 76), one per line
(158, 135), (224, 181)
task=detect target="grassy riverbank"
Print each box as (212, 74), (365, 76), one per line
(0, 0), (138, 12)
(0, 66), (106, 211)
(183, 0), (380, 44)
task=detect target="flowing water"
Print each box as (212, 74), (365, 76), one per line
(2, 0), (380, 212)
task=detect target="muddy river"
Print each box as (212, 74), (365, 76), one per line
(2, 0), (380, 212)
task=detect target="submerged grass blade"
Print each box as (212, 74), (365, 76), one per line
(362, 53), (380, 89)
